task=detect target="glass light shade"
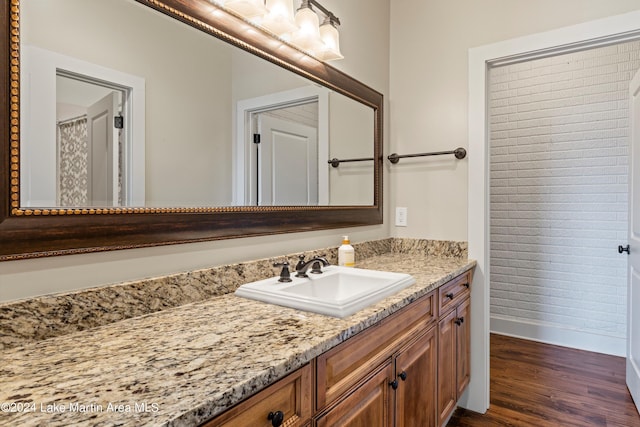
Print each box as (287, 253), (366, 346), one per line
(318, 20), (343, 61)
(225, 0), (267, 19)
(262, 0), (297, 36)
(291, 5), (323, 53)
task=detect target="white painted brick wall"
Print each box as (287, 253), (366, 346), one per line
(489, 40), (640, 344)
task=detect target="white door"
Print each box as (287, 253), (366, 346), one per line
(87, 92), (118, 206)
(257, 115), (318, 206)
(627, 68), (640, 413)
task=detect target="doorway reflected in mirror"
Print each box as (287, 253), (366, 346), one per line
(57, 73), (126, 207)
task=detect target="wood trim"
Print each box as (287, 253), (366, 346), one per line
(437, 308), (458, 426)
(1, 0), (13, 222)
(0, 0), (384, 260)
(456, 297), (471, 397)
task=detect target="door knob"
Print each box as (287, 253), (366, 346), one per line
(619, 245), (630, 254)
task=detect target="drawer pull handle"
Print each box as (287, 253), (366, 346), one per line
(619, 245), (630, 254)
(268, 410), (284, 427)
(463, 282), (470, 288)
(398, 371), (407, 381)
(455, 317), (465, 326)
(446, 293), (454, 300)
(389, 379), (399, 390)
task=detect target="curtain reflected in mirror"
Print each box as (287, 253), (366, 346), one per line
(57, 115), (88, 206)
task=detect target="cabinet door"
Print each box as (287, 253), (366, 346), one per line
(437, 309), (457, 426)
(315, 362), (394, 427)
(456, 297), (471, 397)
(395, 325), (437, 427)
(317, 294), (436, 409)
(202, 364), (312, 427)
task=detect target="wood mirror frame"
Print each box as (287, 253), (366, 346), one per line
(0, 0), (383, 261)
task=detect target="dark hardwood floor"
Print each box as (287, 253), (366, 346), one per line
(447, 334), (640, 427)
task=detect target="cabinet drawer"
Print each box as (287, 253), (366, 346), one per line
(316, 292), (436, 409)
(438, 271), (471, 315)
(201, 364), (312, 427)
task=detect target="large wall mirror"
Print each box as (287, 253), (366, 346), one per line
(0, 0), (383, 260)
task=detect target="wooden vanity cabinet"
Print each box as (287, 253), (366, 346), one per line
(437, 272), (471, 426)
(201, 363), (312, 427)
(315, 291), (439, 427)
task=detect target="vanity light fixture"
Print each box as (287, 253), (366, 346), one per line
(224, 0), (268, 20)
(262, 0), (298, 37)
(317, 15), (343, 60)
(210, 0), (343, 62)
(291, 0), (323, 53)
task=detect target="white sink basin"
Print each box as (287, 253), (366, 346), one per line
(234, 265), (416, 318)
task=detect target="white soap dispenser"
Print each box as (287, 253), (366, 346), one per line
(338, 236), (355, 267)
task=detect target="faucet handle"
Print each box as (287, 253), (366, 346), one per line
(295, 255), (306, 271)
(273, 261), (292, 283)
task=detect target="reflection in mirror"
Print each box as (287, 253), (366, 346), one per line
(20, 0), (375, 209)
(248, 99), (320, 206)
(56, 73), (126, 207)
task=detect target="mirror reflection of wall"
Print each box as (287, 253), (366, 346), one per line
(328, 93), (375, 206)
(20, 0), (376, 209)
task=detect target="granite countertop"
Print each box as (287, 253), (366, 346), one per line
(0, 253), (475, 427)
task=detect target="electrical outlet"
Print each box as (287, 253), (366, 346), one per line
(395, 207), (408, 227)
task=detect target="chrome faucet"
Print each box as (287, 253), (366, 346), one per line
(295, 255), (330, 278)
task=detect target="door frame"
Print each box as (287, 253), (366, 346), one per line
(235, 86), (329, 205)
(21, 45), (146, 206)
(467, 10), (640, 413)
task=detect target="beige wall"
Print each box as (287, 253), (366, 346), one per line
(1, 0), (391, 302)
(389, 0), (640, 242)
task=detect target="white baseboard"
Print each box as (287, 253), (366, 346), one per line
(490, 315), (626, 357)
